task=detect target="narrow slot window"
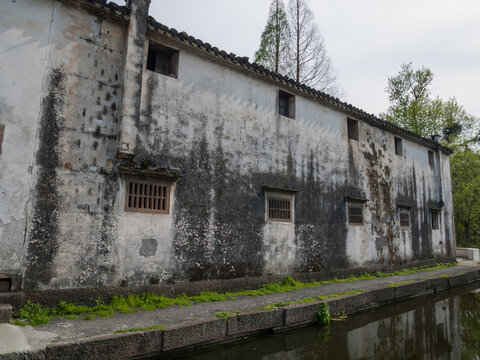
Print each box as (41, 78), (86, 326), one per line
(0, 125), (4, 154)
(347, 118), (359, 140)
(428, 150), (435, 168)
(431, 210), (440, 230)
(395, 137), (403, 156)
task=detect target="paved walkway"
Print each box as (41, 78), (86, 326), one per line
(0, 260), (478, 356)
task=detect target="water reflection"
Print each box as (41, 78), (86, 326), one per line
(161, 283), (480, 360)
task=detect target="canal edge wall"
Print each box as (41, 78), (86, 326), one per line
(1, 268), (479, 360)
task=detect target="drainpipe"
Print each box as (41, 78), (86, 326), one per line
(117, 0), (151, 159)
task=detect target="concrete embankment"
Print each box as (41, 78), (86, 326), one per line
(1, 263), (479, 360)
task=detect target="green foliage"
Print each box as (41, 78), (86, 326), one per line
(451, 149), (480, 247)
(18, 300), (53, 326)
(113, 325), (164, 334)
(459, 292), (480, 358)
(254, 0), (290, 74)
(215, 310), (241, 319)
(13, 319), (28, 326)
(387, 280), (415, 287)
(381, 62), (477, 147)
(316, 302), (330, 326)
(13, 263), (454, 326)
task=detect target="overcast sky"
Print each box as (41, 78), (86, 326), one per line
(112, 0), (480, 117)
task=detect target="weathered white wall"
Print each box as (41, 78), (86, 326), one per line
(0, 0), (456, 291)
(0, 0), (54, 282)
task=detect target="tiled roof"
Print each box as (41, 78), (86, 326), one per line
(85, 0), (453, 154)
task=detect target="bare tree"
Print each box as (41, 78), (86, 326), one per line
(287, 0), (338, 95)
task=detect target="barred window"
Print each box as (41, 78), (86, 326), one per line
(399, 208), (410, 228)
(125, 178), (170, 214)
(266, 191), (294, 222)
(348, 202), (364, 225)
(431, 210), (440, 230)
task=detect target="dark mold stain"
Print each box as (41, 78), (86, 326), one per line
(24, 68), (65, 290)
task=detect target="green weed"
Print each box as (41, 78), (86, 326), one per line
(113, 325), (164, 334)
(316, 302), (330, 326)
(387, 280), (415, 287)
(215, 310), (241, 319)
(13, 263), (455, 326)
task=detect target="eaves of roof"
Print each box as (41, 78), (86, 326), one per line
(74, 0), (453, 155)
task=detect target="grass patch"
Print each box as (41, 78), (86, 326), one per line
(263, 290), (365, 310)
(387, 280), (415, 287)
(113, 325), (164, 334)
(13, 263), (455, 326)
(215, 310), (241, 319)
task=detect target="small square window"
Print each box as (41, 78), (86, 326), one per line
(431, 210), (440, 230)
(395, 137), (403, 156)
(0, 125), (4, 154)
(348, 202), (364, 225)
(428, 150), (434, 168)
(125, 178), (170, 214)
(347, 118), (359, 140)
(278, 90), (295, 119)
(266, 191), (294, 222)
(146, 42), (179, 78)
(399, 208), (410, 228)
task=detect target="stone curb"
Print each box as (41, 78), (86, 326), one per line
(1, 269), (479, 360)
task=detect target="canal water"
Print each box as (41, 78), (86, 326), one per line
(161, 282), (480, 359)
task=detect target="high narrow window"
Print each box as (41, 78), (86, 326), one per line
(278, 90), (295, 119)
(146, 42), (179, 78)
(395, 137), (403, 156)
(0, 125), (4, 154)
(399, 208), (410, 228)
(431, 210), (440, 230)
(347, 118), (359, 140)
(125, 178), (170, 214)
(348, 202), (364, 225)
(266, 191), (294, 222)
(428, 150), (435, 168)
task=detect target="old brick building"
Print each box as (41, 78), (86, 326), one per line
(0, 0), (455, 295)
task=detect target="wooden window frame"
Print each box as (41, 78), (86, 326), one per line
(146, 41), (179, 78)
(431, 209), (440, 230)
(124, 177), (171, 214)
(278, 90), (295, 119)
(395, 136), (403, 156)
(348, 201), (364, 225)
(266, 191), (294, 223)
(399, 207), (410, 228)
(0, 125), (4, 154)
(347, 118), (359, 141)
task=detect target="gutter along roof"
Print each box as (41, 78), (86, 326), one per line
(76, 0), (453, 155)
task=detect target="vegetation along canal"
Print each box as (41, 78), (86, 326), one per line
(155, 282), (480, 359)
